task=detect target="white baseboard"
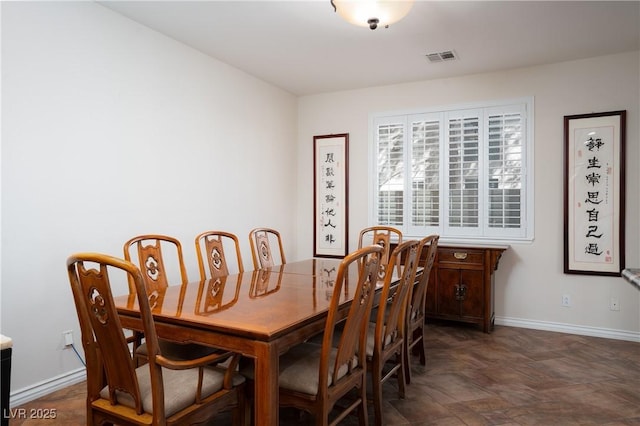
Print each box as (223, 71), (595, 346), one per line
(10, 367), (86, 408)
(495, 316), (640, 342)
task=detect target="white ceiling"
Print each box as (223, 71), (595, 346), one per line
(99, 1), (640, 96)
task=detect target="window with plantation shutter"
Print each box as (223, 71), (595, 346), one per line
(377, 120), (404, 226)
(487, 109), (523, 232)
(371, 98), (534, 242)
(446, 112), (481, 235)
(410, 115), (440, 231)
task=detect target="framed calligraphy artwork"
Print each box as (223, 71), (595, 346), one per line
(314, 134), (349, 258)
(564, 111), (626, 276)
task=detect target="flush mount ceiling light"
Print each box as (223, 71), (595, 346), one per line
(331, 0), (415, 30)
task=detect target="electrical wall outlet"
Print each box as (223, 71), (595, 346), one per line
(562, 294), (571, 307)
(610, 297), (620, 311)
(63, 330), (73, 347)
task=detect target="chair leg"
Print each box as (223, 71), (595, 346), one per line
(372, 364), (383, 426)
(243, 403), (252, 426)
(418, 340), (426, 366)
(358, 383), (369, 426)
(315, 403), (329, 426)
(415, 327), (426, 366)
(232, 387), (247, 426)
(404, 338), (413, 385)
(405, 326), (426, 385)
(396, 351), (406, 399)
(240, 378), (253, 426)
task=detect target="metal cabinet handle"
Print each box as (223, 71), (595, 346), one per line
(453, 252), (468, 260)
(454, 284), (467, 301)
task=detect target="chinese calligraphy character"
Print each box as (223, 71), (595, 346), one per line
(585, 192), (602, 204)
(325, 180), (335, 190)
(323, 208), (336, 216)
(585, 137), (604, 151)
(584, 243), (603, 256)
(325, 167), (335, 177)
(587, 156), (601, 169)
(324, 234), (336, 244)
(325, 153), (335, 163)
(324, 219), (336, 229)
(586, 208), (599, 222)
(325, 194), (335, 203)
(585, 172), (601, 186)
(585, 225), (603, 238)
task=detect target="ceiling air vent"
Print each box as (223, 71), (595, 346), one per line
(425, 50), (457, 63)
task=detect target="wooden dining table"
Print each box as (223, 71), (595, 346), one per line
(114, 257), (385, 426)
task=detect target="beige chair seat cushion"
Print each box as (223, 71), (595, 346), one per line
(365, 322), (394, 357)
(100, 365), (243, 418)
(277, 342), (357, 396)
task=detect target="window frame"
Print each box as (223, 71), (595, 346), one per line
(369, 97), (535, 244)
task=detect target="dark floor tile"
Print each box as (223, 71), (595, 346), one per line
(503, 400), (626, 426)
(9, 323), (640, 425)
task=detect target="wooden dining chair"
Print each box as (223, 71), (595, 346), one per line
(248, 227), (286, 269)
(275, 244), (383, 426)
(195, 231), (244, 280)
(123, 234), (189, 294)
(124, 234), (216, 362)
(404, 234), (439, 384)
(367, 239), (421, 426)
(67, 252), (245, 426)
(358, 226), (402, 281)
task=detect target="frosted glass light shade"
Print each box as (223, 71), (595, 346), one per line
(332, 0), (414, 29)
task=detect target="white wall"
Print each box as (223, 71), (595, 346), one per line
(296, 51), (640, 337)
(1, 2), (297, 395)
(2, 0), (638, 406)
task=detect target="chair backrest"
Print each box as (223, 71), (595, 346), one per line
(374, 239), (421, 352)
(358, 226), (403, 280)
(195, 231), (244, 280)
(317, 245), (383, 397)
(123, 234), (188, 295)
(408, 234), (439, 324)
(248, 227), (286, 269)
(67, 253), (165, 420)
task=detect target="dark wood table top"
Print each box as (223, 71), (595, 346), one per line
(115, 258), (374, 341)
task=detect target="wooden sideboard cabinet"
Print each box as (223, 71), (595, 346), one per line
(425, 245), (506, 333)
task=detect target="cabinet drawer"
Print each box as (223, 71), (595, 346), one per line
(438, 248), (484, 265)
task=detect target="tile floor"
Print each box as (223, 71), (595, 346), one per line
(7, 322), (640, 425)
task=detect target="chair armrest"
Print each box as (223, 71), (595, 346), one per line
(155, 350), (235, 370)
(155, 351), (243, 401)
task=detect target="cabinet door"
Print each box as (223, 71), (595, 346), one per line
(436, 268), (484, 319)
(436, 268), (463, 317)
(458, 269), (484, 319)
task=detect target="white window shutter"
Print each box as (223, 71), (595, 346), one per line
(409, 114), (441, 234)
(375, 118), (405, 226)
(445, 109), (482, 237)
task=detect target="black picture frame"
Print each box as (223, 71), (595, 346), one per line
(563, 110), (626, 276)
(313, 134), (349, 258)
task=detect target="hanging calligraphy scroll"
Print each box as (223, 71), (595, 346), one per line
(314, 134), (349, 258)
(564, 111), (626, 276)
